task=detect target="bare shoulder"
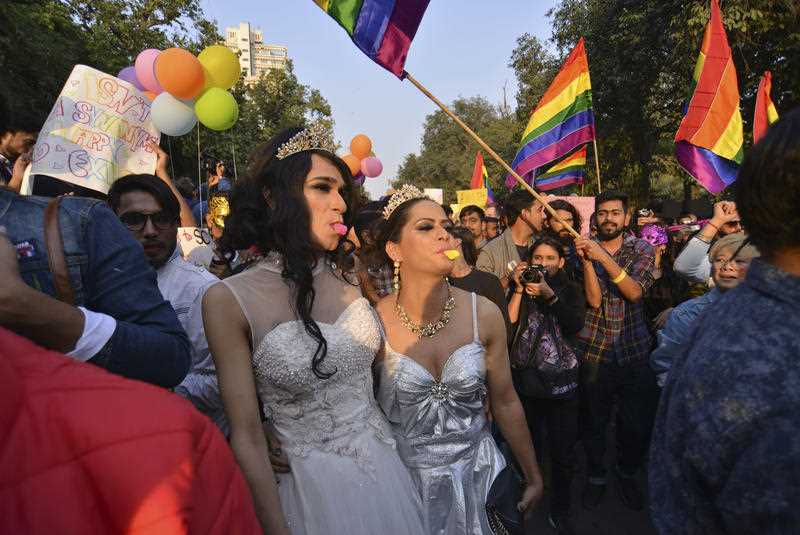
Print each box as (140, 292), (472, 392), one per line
(203, 281), (246, 326)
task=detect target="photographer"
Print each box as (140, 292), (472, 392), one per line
(508, 236), (586, 534)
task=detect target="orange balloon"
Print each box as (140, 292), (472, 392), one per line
(143, 91), (157, 100)
(155, 48), (205, 100)
(350, 134), (372, 160)
(342, 154), (361, 176)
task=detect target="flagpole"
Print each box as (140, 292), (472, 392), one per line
(404, 72), (580, 239)
(592, 138), (602, 193)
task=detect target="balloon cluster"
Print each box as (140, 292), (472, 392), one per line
(341, 134), (383, 187)
(117, 45), (241, 136)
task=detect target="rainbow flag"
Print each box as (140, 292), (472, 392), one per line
(470, 151), (495, 203)
(674, 0), (743, 194)
(534, 146), (587, 191)
(753, 71), (779, 143)
(314, 0), (430, 78)
(507, 37), (595, 188)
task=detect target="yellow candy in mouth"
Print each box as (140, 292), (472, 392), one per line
(444, 249), (460, 260)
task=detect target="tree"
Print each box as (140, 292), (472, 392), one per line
(543, 0), (800, 204)
(394, 97), (519, 204)
(0, 0), (219, 129)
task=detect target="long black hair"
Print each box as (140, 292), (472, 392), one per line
(374, 196), (433, 266)
(218, 127), (356, 379)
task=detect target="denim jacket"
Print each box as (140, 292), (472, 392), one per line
(0, 190), (190, 388)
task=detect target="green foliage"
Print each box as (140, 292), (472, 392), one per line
(398, 0), (798, 207)
(394, 97), (519, 204)
(546, 0), (800, 205)
(0, 0), (334, 188)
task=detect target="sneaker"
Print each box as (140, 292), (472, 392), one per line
(616, 471), (644, 511)
(581, 482), (605, 510)
(548, 514), (577, 535)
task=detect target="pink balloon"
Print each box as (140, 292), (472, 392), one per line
(135, 49), (163, 93)
(360, 157), (383, 178)
(117, 66), (144, 90)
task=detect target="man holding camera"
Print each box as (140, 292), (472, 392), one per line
(572, 190), (660, 513)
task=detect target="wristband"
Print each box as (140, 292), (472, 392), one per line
(706, 221), (720, 232)
(611, 270), (627, 284)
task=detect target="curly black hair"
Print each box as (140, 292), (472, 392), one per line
(218, 127), (356, 379)
(736, 107), (800, 257)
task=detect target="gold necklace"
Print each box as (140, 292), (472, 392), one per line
(394, 283), (456, 338)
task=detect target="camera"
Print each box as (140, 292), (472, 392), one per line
(520, 264), (547, 284)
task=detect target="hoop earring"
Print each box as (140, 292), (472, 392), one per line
(393, 260), (401, 293)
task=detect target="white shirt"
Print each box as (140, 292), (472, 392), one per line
(157, 247), (218, 373)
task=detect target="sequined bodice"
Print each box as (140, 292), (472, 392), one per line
(253, 298), (394, 468)
(377, 294), (490, 468)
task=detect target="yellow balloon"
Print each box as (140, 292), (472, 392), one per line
(198, 45), (241, 90)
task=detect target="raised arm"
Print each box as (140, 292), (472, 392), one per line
(203, 282), (289, 535)
(480, 296), (544, 514)
(148, 140), (197, 228)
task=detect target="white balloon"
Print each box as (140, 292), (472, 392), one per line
(151, 92), (197, 136)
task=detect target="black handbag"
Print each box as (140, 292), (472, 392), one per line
(486, 444), (525, 535)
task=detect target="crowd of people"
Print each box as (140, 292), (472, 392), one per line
(1, 107), (798, 535)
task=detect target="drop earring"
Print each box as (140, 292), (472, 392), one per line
(393, 260), (401, 293)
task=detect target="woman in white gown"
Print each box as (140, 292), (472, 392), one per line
(203, 126), (424, 535)
(373, 186), (544, 534)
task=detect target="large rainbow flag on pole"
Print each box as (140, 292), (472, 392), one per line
(313, 0), (430, 78)
(753, 71), (779, 143)
(674, 0), (743, 194)
(507, 37), (595, 188)
(534, 146), (587, 191)
(470, 151), (495, 203)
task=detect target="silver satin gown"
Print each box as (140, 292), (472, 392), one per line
(377, 293), (506, 535)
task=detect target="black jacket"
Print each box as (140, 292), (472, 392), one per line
(509, 270), (586, 356)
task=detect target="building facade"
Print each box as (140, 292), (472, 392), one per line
(224, 22), (288, 85)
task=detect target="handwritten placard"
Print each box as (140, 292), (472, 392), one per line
(456, 188), (488, 208)
(30, 65), (160, 193)
(177, 226), (212, 258)
(423, 188), (443, 205)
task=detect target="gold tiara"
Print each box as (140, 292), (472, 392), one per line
(383, 184), (429, 220)
(275, 123), (336, 160)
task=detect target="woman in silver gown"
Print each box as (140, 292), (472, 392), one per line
(203, 129), (424, 535)
(373, 186), (544, 534)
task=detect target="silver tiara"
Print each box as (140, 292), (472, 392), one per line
(275, 123), (336, 160)
(383, 184), (429, 219)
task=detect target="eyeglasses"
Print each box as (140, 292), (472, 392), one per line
(119, 211), (177, 231)
(712, 257), (750, 269)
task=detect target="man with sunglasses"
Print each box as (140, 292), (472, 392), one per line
(108, 174), (225, 433)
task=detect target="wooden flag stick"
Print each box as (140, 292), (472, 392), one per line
(592, 138), (602, 193)
(404, 72), (580, 239)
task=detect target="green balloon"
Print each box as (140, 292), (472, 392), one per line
(194, 88), (238, 131)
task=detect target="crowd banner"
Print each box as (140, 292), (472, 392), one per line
(552, 196), (594, 237)
(423, 188), (444, 204)
(31, 65), (160, 194)
(456, 188), (488, 208)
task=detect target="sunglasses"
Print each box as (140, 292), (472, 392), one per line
(119, 211), (177, 231)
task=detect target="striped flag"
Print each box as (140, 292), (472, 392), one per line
(470, 151), (495, 203)
(753, 71), (779, 143)
(674, 0), (743, 193)
(534, 146), (587, 191)
(314, 0), (430, 78)
(507, 37), (595, 188)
